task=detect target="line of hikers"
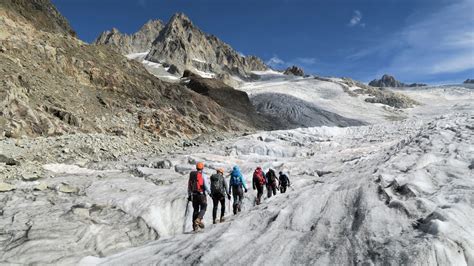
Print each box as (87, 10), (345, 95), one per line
(187, 162), (291, 231)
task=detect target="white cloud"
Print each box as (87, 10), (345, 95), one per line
(348, 10), (364, 27)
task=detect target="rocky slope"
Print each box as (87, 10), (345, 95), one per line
(369, 74), (427, 88)
(0, 1), (267, 142)
(94, 19), (164, 54)
(145, 13), (267, 77)
(464, 79), (474, 84)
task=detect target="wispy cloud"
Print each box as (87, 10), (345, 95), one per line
(348, 0), (474, 82)
(348, 10), (365, 27)
(266, 55), (318, 70)
(266, 55), (286, 68)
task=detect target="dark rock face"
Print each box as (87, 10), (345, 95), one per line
(369, 74), (403, 87)
(369, 74), (427, 88)
(183, 76), (271, 129)
(145, 13), (267, 77)
(0, 0), (76, 36)
(284, 66), (305, 76)
(407, 83), (427, 87)
(94, 20), (164, 54)
(463, 79), (474, 84)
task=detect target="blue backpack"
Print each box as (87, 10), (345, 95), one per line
(230, 173), (242, 186)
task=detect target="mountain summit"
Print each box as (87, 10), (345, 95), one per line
(369, 74), (426, 88)
(145, 13), (267, 76)
(95, 19), (164, 54)
(95, 13), (267, 77)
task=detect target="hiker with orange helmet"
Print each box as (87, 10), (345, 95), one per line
(210, 168), (231, 224)
(252, 166), (266, 205)
(188, 162), (211, 231)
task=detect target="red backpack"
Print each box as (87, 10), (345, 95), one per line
(253, 168), (266, 186)
(189, 171), (204, 193)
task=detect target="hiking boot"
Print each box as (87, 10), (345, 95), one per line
(220, 217), (225, 223)
(213, 220), (217, 224)
(196, 218), (205, 229)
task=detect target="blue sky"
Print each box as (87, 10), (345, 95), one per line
(53, 0), (474, 84)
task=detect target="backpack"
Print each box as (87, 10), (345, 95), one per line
(210, 174), (225, 196)
(267, 170), (276, 184)
(189, 171), (204, 193)
(280, 174), (288, 186)
(230, 172), (242, 187)
(253, 169), (265, 186)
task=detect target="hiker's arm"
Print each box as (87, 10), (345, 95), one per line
(252, 176), (256, 190)
(228, 178), (232, 194)
(223, 177), (229, 195)
(241, 174), (247, 190)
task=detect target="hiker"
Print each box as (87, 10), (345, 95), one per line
(188, 162), (211, 231)
(279, 171), (290, 193)
(252, 166), (266, 205)
(265, 168), (279, 198)
(210, 168), (231, 224)
(229, 165), (247, 214)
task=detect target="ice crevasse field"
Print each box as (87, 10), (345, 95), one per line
(2, 73), (473, 265)
(82, 74), (474, 264)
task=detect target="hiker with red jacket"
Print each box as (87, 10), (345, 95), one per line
(265, 168), (279, 198)
(229, 165), (247, 215)
(252, 166), (266, 205)
(188, 162), (211, 231)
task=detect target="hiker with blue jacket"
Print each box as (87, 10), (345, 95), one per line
(229, 165), (248, 215)
(210, 168), (231, 224)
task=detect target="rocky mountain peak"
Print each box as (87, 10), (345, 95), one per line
(145, 12), (267, 77)
(284, 65), (305, 76)
(369, 74), (404, 88)
(94, 19), (163, 54)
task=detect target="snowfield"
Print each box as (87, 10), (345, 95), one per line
(1, 74), (473, 265)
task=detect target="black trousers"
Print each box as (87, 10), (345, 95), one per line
(232, 186), (244, 214)
(255, 185), (264, 205)
(280, 185), (287, 193)
(212, 194), (225, 221)
(267, 185), (277, 198)
(192, 194), (207, 222)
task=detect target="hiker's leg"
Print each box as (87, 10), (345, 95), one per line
(267, 185), (272, 198)
(198, 194), (207, 220)
(192, 195), (199, 221)
(220, 196), (225, 218)
(212, 196), (219, 222)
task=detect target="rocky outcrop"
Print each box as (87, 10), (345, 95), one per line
(369, 74), (403, 87)
(94, 19), (164, 54)
(145, 13), (267, 77)
(463, 79), (474, 84)
(182, 75), (271, 129)
(369, 74), (426, 88)
(407, 83), (427, 87)
(284, 66), (304, 76)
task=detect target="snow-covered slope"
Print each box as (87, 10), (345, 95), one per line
(239, 73), (408, 127)
(76, 112), (473, 265)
